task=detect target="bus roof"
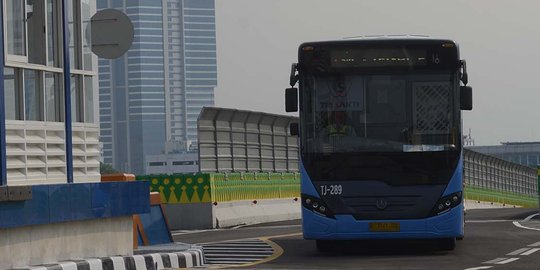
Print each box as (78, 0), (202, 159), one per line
(299, 36), (457, 48)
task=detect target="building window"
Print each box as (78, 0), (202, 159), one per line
(3, 68), (22, 120)
(67, 0), (80, 69)
(4, 0), (95, 125)
(81, 0), (92, 71)
(5, 0), (61, 65)
(172, 161), (195, 166)
(45, 72), (63, 122)
(149, 162), (166, 167)
(27, 0), (47, 64)
(84, 76), (94, 123)
(24, 69), (42, 121)
(71, 74), (82, 122)
(46, 0), (61, 67)
(5, 0), (26, 57)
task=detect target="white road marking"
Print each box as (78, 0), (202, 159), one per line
(529, 241), (540, 247)
(523, 213), (539, 222)
(513, 221), (540, 231)
(464, 266), (493, 270)
(466, 220), (512, 223)
(483, 258), (509, 264)
(521, 248), (540, 256)
(507, 248), (531, 256)
(171, 229), (223, 236)
(495, 257), (520, 264)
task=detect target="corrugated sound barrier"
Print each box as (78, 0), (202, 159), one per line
(464, 148), (537, 197)
(198, 107), (299, 172)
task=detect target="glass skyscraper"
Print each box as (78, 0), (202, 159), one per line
(98, 0), (217, 174)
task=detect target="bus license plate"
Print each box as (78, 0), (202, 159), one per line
(369, 222), (400, 232)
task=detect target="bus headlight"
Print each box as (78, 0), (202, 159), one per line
(431, 192), (462, 216)
(301, 194), (335, 219)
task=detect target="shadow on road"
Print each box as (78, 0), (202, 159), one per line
(303, 239), (455, 257)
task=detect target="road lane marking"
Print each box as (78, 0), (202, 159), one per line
(513, 221), (540, 231)
(483, 258), (509, 264)
(495, 258), (520, 264)
(464, 266), (493, 270)
(521, 248), (540, 256)
(524, 213), (539, 222)
(507, 248), (531, 256)
(466, 220), (512, 223)
(529, 241), (540, 247)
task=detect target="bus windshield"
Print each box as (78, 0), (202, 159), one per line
(301, 72), (460, 154)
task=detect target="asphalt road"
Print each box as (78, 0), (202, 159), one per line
(173, 208), (540, 269)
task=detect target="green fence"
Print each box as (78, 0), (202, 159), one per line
(464, 185), (539, 208)
(136, 173), (212, 203)
(137, 172), (300, 204)
(137, 172), (538, 207)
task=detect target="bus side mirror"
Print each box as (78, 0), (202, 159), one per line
(460, 86), (472, 110)
(285, 88), (298, 112)
(289, 122), (299, 136)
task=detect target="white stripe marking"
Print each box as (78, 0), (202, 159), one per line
(521, 248), (540, 256)
(58, 262), (77, 270)
(183, 252), (194, 267)
(133, 255), (147, 270)
(524, 213), (539, 222)
(464, 267), (493, 270)
(483, 258), (508, 264)
(28, 267), (48, 270)
(190, 249), (202, 265)
(507, 248), (531, 256)
(496, 258), (520, 264)
(466, 220), (512, 223)
(151, 253), (164, 269)
(529, 241), (540, 247)
(111, 257), (126, 270)
(168, 253), (179, 269)
(513, 221), (540, 231)
(86, 259), (103, 270)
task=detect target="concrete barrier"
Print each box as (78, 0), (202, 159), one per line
(213, 198), (301, 228)
(9, 248), (205, 270)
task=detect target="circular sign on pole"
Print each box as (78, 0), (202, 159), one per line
(90, 9), (134, 59)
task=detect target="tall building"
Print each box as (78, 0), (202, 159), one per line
(98, 0), (217, 174)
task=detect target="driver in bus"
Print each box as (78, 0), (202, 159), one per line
(323, 111), (356, 137)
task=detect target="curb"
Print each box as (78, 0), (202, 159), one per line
(11, 248), (205, 270)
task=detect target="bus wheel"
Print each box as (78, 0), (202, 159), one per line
(439, 238), (456, 251)
(316, 240), (333, 252)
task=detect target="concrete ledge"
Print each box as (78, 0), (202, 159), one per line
(10, 248), (205, 270)
(464, 199), (519, 210)
(213, 198), (301, 228)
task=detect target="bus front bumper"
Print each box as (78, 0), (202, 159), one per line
(302, 204), (464, 240)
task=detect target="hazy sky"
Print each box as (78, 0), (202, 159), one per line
(214, 0), (540, 146)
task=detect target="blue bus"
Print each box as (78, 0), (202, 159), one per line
(285, 37), (472, 251)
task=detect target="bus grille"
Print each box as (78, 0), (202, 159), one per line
(341, 195), (434, 220)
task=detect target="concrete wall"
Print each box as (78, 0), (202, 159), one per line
(213, 198), (301, 229)
(0, 216), (132, 269)
(164, 203), (213, 230)
(163, 199), (301, 230)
